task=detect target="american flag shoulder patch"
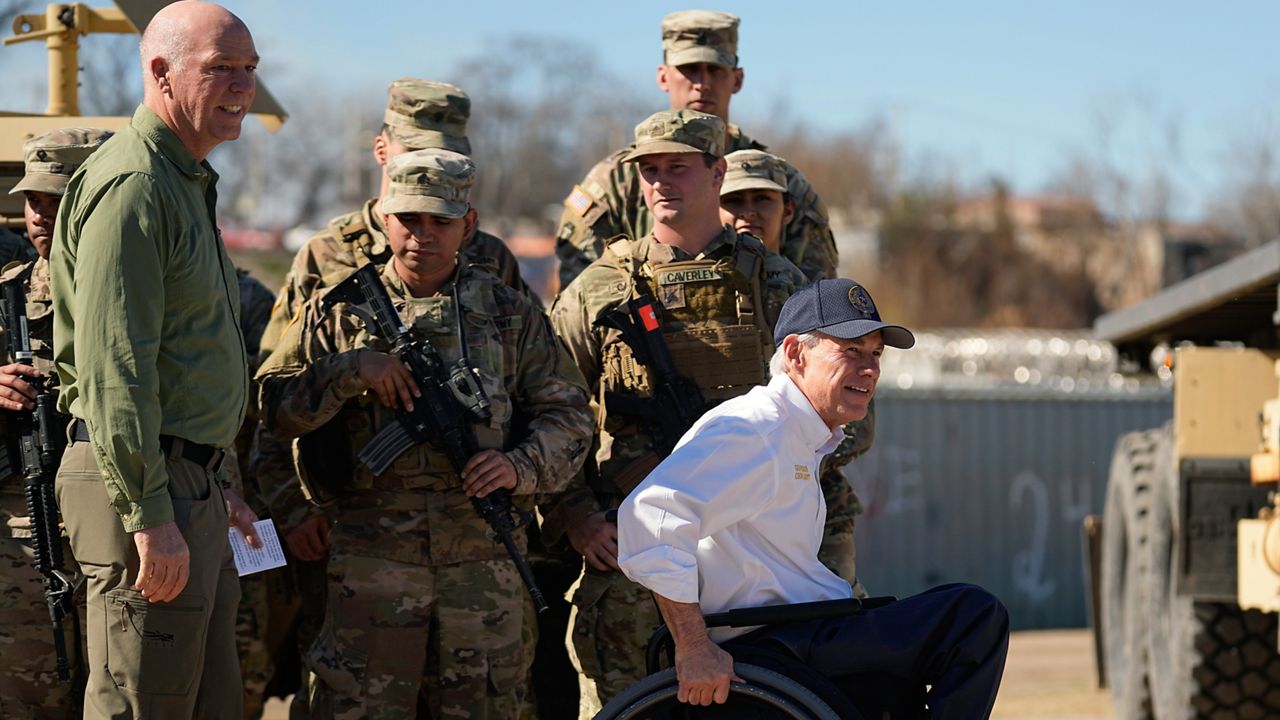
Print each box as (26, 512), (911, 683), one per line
(566, 184), (594, 218)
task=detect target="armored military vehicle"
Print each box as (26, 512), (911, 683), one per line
(1093, 240), (1280, 719)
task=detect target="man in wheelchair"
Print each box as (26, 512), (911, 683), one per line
(615, 279), (1009, 719)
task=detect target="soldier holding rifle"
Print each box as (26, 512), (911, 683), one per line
(257, 149), (592, 719)
(0, 127), (108, 719)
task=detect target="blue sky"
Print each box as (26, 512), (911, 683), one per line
(4, 1), (1275, 218)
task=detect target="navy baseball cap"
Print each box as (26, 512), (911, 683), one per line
(773, 279), (915, 349)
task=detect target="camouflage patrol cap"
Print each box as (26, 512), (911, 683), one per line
(661, 10), (739, 69)
(721, 149), (789, 196)
(384, 78), (472, 155)
(381, 148), (476, 217)
(10, 127), (112, 196)
(621, 109), (726, 163)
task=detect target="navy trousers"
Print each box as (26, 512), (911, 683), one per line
(737, 583), (1009, 719)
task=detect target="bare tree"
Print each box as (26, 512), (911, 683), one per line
(1048, 93), (1186, 226)
(745, 101), (896, 224)
(449, 35), (649, 228)
(1208, 122), (1280, 248)
(212, 89), (370, 231)
(80, 33), (142, 116)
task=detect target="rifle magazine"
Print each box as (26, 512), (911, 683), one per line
(359, 420), (418, 476)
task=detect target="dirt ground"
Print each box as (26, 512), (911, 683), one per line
(991, 629), (1114, 719)
(262, 628), (1115, 719)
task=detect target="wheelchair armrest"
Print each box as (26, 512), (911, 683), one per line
(645, 596), (897, 674)
(702, 597), (866, 629)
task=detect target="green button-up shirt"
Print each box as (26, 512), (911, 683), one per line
(51, 105), (249, 532)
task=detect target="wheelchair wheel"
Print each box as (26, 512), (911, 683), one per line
(593, 663), (852, 720)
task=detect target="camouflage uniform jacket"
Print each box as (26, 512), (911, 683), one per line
(555, 125), (838, 287)
(253, 198), (539, 531)
(259, 197), (538, 361)
(0, 257), (59, 539)
(238, 268), (276, 374)
(543, 228), (806, 541)
(224, 269), (276, 505)
(256, 261), (592, 566)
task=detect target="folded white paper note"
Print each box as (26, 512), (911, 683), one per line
(228, 519), (288, 577)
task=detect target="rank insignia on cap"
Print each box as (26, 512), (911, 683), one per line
(566, 184), (593, 218)
(849, 284), (876, 315)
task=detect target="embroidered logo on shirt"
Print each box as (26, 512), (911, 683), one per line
(794, 464), (811, 481)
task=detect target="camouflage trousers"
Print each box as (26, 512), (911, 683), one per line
(818, 467), (868, 598)
(566, 568), (660, 719)
(0, 534), (85, 719)
(237, 571), (273, 719)
(306, 553), (528, 720)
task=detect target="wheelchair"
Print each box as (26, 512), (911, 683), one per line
(593, 597), (926, 720)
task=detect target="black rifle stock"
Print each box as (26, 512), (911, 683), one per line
(323, 264), (547, 613)
(596, 294), (706, 458)
(2, 277), (79, 682)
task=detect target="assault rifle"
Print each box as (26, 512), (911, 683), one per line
(596, 294), (706, 460)
(1, 276), (79, 682)
(323, 264), (546, 613)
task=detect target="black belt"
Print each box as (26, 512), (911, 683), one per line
(70, 419), (226, 473)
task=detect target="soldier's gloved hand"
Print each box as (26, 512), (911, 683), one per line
(0, 362), (40, 410)
(133, 521), (190, 603)
(226, 489), (262, 549)
(565, 511), (619, 572)
(461, 449), (516, 498)
(356, 350), (421, 411)
(286, 514), (330, 561)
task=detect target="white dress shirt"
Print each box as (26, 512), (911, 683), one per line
(617, 373), (854, 640)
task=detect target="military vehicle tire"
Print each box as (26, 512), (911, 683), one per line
(1100, 428), (1159, 719)
(1145, 429), (1280, 720)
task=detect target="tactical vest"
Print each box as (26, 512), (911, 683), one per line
(300, 265), (515, 499)
(598, 233), (775, 422)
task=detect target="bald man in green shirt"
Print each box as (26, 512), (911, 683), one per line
(49, 2), (262, 717)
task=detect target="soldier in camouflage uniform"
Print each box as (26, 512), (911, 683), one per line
(546, 110), (808, 716)
(0, 128), (109, 719)
(719, 149), (870, 593)
(257, 149), (593, 720)
(226, 268), (279, 719)
(251, 78), (543, 718)
(260, 77), (537, 359)
(555, 10), (838, 287)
